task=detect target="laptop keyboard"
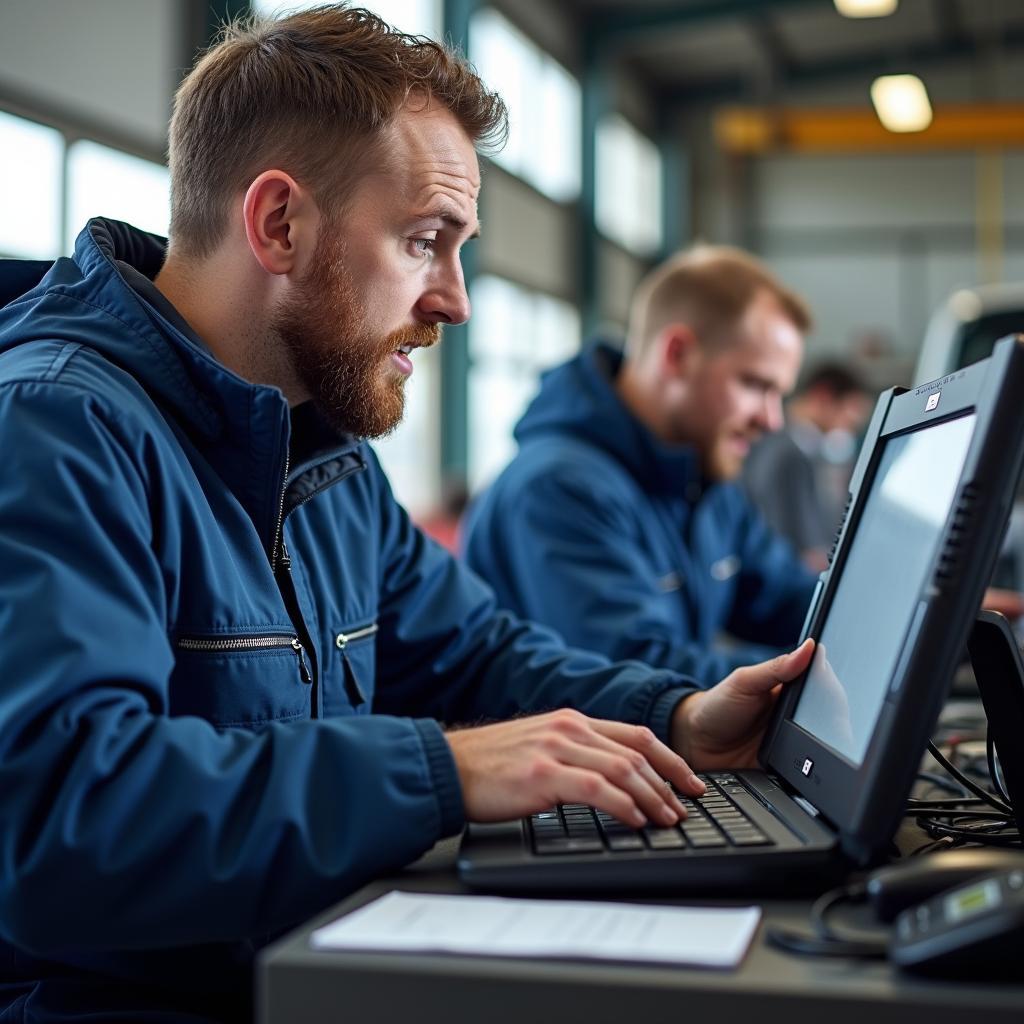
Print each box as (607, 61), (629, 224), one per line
(529, 772), (775, 855)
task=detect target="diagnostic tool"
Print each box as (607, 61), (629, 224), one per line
(890, 866), (1024, 978)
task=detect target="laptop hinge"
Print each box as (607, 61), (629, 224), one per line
(792, 794), (821, 818)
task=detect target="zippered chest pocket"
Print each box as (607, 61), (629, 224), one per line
(324, 622), (378, 715)
(171, 631), (312, 728)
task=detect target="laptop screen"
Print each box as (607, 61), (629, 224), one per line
(791, 412), (977, 765)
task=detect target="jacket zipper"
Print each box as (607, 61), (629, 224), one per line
(271, 453), (290, 572)
(334, 623), (379, 648)
(335, 623), (378, 707)
(177, 634), (311, 683)
(271, 452), (366, 717)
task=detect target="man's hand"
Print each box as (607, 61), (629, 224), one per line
(670, 638), (815, 770)
(446, 710), (705, 828)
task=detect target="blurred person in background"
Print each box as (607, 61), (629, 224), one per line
(463, 246), (820, 687)
(742, 362), (871, 573)
(743, 361), (1024, 625)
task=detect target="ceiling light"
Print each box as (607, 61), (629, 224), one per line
(870, 74), (933, 133)
(834, 0), (898, 17)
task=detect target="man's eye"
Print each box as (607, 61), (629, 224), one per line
(411, 238), (436, 256)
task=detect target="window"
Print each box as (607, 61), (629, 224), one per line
(66, 140), (170, 252)
(470, 8), (580, 202)
(468, 275), (580, 491)
(0, 109), (169, 260)
(0, 111), (63, 259)
(252, 0), (442, 38)
(596, 113), (663, 256)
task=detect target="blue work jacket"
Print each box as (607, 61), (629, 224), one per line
(0, 221), (694, 1022)
(463, 344), (818, 687)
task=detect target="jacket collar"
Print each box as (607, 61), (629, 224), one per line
(3, 218), (364, 553)
(516, 342), (707, 500)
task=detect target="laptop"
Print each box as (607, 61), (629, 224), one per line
(459, 334), (1024, 894)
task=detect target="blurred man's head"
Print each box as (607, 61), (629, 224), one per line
(163, 4), (506, 437)
(789, 363), (871, 437)
(619, 246), (811, 480)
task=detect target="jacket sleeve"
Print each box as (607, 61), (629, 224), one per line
(459, 461), (758, 688)
(0, 381), (461, 957)
(724, 495), (819, 646)
(367, 454), (697, 737)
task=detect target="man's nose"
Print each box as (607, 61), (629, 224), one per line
(419, 259), (471, 326)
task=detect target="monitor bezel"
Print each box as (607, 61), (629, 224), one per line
(760, 336), (1024, 864)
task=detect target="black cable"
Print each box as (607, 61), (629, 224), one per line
(987, 728), (1011, 806)
(764, 882), (888, 959)
(908, 834), (960, 857)
(772, 734), (1022, 961)
(906, 797), (989, 808)
(904, 808), (1014, 820)
(927, 741), (1014, 816)
(915, 769), (971, 798)
(916, 815), (1020, 846)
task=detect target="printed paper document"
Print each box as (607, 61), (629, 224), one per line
(311, 890), (761, 968)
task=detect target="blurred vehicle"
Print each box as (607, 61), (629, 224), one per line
(915, 283), (1024, 385)
(915, 284), (1024, 613)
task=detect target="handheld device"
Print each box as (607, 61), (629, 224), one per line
(867, 848), (1024, 922)
(890, 866), (1024, 978)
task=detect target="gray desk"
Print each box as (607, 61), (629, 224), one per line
(258, 837), (1024, 1024)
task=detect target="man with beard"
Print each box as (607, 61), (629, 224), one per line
(0, 8), (812, 1023)
(464, 246), (821, 687)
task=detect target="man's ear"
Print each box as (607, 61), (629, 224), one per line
(242, 170), (316, 276)
(660, 324), (701, 380)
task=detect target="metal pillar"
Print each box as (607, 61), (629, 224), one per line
(439, 0), (478, 485)
(579, 32), (608, 341)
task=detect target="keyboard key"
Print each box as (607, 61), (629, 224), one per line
(600, 824), (635, 836)
(728, 833), (772, 847)
(534, 836), (604, 854)
(605, 833), (644, 851)
(688, 833), (728, 848)
(644, 828), (686, 849)
(681, 824), (719, 837)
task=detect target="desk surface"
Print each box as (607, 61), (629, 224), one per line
(258, 837), (1024, 1024)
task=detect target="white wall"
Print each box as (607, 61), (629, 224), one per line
(0, 0), (180, 154)
(752, 150), (1024, 384)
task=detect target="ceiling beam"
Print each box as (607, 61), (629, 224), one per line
(657, 22), (1024, 108)
(715, 102), (1024, 153)
(587, 0), (823, 50)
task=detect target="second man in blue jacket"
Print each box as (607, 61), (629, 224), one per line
(464, 246), (819, 686)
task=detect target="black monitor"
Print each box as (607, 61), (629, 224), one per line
(762, 335), (1024, 863)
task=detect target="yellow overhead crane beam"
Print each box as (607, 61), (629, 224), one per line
(714, 104), (1024, 154)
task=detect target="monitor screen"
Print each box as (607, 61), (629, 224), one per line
(791, 412), (977, 765)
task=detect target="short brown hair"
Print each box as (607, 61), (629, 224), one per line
(626, 244), (812, 354)
(168, 4), (507, 257)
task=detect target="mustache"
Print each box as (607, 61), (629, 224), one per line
(386, 323), (441, 351)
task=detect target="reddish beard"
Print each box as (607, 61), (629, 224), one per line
(272, 233), (440, 438)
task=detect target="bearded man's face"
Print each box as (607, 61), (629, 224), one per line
(273, 230), (438, 438)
